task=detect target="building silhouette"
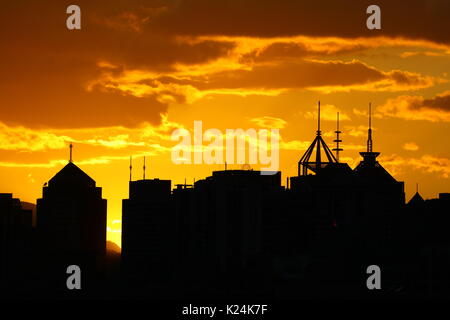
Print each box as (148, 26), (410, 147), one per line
(118, 103), (450, 298)
(121, 173), (173, 290)
(1, 103), (450, 299)
(36, 147), (107, 293)
(0, 193), (33, 292)
(397, 192), (450, 296)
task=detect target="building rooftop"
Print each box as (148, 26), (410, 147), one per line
(48, 162), (95, 187)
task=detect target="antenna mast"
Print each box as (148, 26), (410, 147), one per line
(316, 101), (322, 166)
(333, 112), (343, 162)
(129, 156), (132, 182)
(367, 103), (373, 153)
(317, 100), (321, 134)
(143, 156), (146, 180)
(69, 143), (73, 163)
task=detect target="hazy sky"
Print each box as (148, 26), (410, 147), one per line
(1, 0), (450, 246)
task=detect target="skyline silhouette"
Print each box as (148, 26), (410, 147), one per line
(1, 0), (450, 302)
(3, 2), (450, 247)
(1, 105), (449, 299)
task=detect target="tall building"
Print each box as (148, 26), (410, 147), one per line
(36, 147), (107, 292)
(121, 175), (173, 289)
(290, 102), (356, 250)
(186, 170), (283, 276)
(290, 102), (405, 254)
(0, 193), (33, 292)
(352, 104), (405, 252)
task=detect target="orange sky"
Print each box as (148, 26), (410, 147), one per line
(1, 0), (450, 247)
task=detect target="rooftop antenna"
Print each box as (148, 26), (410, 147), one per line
(316, 101), (321, 165)
(367, 102), (373, 153)
(129, 156), (132, 182)
(225, 161), (227, 171)
(317, 100), (321, 134)
(416, 183), (419, 193)
(143, 156), (146, 180)
(356, 102), (380, 167)
(333, 112), (343, 162)
(69, 143), (73, 163)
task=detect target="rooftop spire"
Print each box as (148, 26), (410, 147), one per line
(69, 143), (73, 163)
(333, 112), (343, 162)
(367, 102), (373, 153)
(357, 102), (380, 167)
(298, 101), (337, 176)
(129, 156), (132, 182)
(317, 100), (321, 134)
(143, 156), (146, 180)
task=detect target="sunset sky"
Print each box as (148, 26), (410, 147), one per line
(1, 0), (450, 247)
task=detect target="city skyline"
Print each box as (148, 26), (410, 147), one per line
(1, 0), (450, 249)
(2, 101), (447, 248)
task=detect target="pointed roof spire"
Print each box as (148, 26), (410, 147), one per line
(367, 102), (373, 153)
(356, 102), (380, 169)
(408, 189), (425, 206)
(298, 101), (337, 176)
(49, 162), (95, 187)
(69, 143), (73, 163)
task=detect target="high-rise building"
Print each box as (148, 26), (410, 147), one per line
(36, 149), (107, 292)
(290, 102), (405, 253)
(121, 177), (173, 288)
(188, 170), (283, 275)
(0, 193), (33, 291)
(352, 104), (405, 252)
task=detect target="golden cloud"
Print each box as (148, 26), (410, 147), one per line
(379, 154), (450, 178)
(304, 104), (351, 122)
(377, 91), (450, 122)
(250, 116), (287, 129)
(403, 142), (419, 151)
(0, 116), (183, 155)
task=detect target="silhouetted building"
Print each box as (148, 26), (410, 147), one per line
(36, 157), (107, 292)
(0, 193), (33, 291)
(352, 104), (405, 253)
(290, 103), (358, 251)
(290, 104), (404, 254)
(121, 177), (173, 289)
(178, 170), (283, 283)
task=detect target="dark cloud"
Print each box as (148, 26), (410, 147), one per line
(240, 42), (369, 63)
(378, 91), (450, 122)
(147, 60), (430, 92)
(0, 0), (448, 128)
(192, 60), (384, 90)
(151, 0), (450, 43)
(422, 92), (450, 111)
(0, 1), (236, 128)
